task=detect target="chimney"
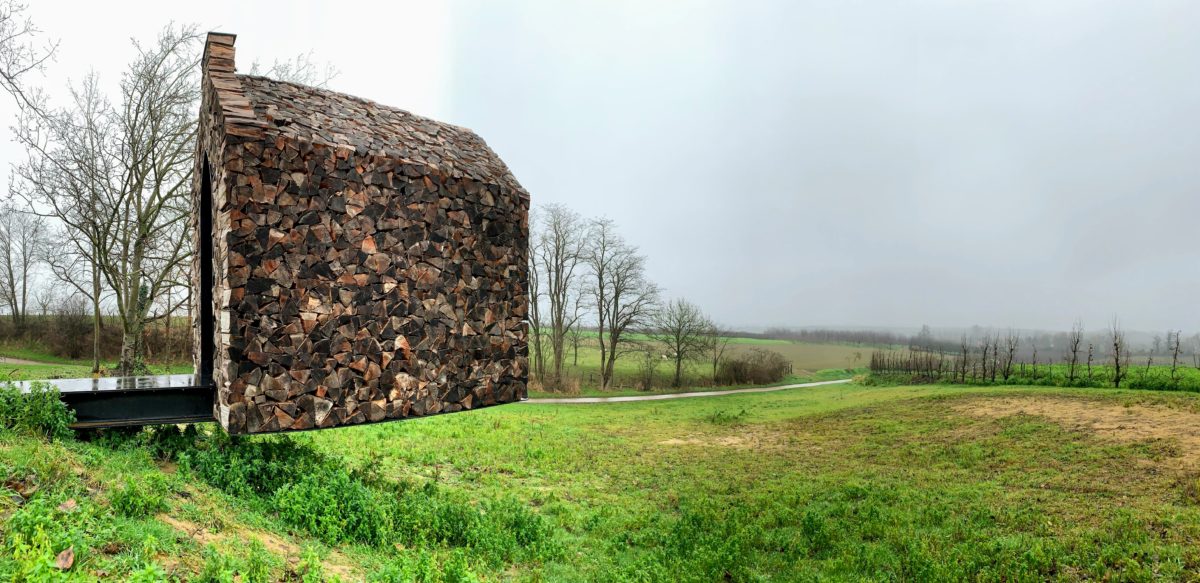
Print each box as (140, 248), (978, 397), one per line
(203, 32), (238, 75)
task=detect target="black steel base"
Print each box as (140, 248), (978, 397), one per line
(15, 374), (216, 429)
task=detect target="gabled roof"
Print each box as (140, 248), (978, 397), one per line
(203, 33), (526, 196)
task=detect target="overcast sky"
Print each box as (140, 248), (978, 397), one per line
(4, 1), (1199, 332)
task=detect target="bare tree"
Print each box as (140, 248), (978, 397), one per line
(976, 335), (991, 382)
(527, 207), (545, 383)
(1110, 318), (1129, 388)
(1030, 343), (1039, 380)
(1001, 331), (1018, 382)
(702, 321), (733, 384)
(0, 202), (46, 331)
(584, 218), (658, 390)
(32, 284), (53, 317)
(1086, 342), (1095, 382)
(249, 51), (339, 87)
(40, 227), (104, 371)
(911, 324), (934, 352)
(1170, 330), (1183, 386)
(1065, 320), (1083, 385)
(0, 0), (56, 109)
(531, 203), (587, 389)
(651, 298), (708, 388)
(566, 290), (589, 367)
(958, 335), (970, 383)
(14, 25), (200, 374)
(635, 343), (662, 391)
(13, 71), (112, 374)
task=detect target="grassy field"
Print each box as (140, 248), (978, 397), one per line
(5, 381), (1200, 579)
(0, 336), (879, 398)
(0, 361), (193, 381)
(547, 336), (881, 393)
(528, 367), (857, 399)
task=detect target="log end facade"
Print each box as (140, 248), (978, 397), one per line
(192, 33), (529, 434)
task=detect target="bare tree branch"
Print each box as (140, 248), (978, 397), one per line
(249, 50), (340, 88)
(0, 0), (57, 110)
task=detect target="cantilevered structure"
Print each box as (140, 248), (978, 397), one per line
(193, 33), (529, 434)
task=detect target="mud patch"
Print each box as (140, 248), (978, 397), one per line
(658, 429), (793, 449)
(954, 396), (1200, 465)
(158, 514), (359, 580)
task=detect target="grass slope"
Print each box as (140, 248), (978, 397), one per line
(5, 382), (1200, 579)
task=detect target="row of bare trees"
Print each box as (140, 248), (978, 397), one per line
(528, 204), (730, 391)
(869, 318), (1199, 390)
(0, 207), (44, 333)
(0, 7), (338, 373)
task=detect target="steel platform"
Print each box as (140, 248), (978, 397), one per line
(15, 374), (216, 429)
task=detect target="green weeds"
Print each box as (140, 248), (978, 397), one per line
(111, 475), (169, 518)
(0, 381), (74, 441)
(179, 430), (561, 570)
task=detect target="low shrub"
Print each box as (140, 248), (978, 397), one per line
(127, 562), (168, 582)
(195, 546), (237, 583)
(184, 433), (328, 499)
(5, 497), (85, 556)
(111, 476), (169, 518)
(2, 495), (88, 582)
(142, 425), (199, 461)
(274, 467), (395, 545)
(369, 549), (478, 583)
(0, 381), (75, 441)
(8, 527), (69, 583)
(241, 539), (276, 583)
(704, 408), (748, 425)
(295, 547), (327, 583)
(716, 349), (790, 385)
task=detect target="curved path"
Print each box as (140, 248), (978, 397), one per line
(0, 355), (44, 365)
(523, 378), (852, 404)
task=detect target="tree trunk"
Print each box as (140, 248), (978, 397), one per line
(119, 246), (148, 375)
(90, 260), (101, 374)
(603, 336), (618, 391)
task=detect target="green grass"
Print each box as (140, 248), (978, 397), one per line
(0, 362), (193, 380)
(527, 368), (858, 398)
(560, 329), (791, 346)
(6, 378), (1200, 579)
(0, 342), (81, 365)
(546, 337), (884, 392)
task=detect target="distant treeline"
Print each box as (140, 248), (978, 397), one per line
(763, 323), (1200, 362)
(868, 321), (1200, 392)
(760, 326), (960, 352)
(0, 312), (191, 364)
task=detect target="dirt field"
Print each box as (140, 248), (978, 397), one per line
(956, 396), (1200, 466)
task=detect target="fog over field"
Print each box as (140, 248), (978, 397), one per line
(4, 0), (1198, 332)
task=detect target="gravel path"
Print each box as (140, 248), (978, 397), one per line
(0, 355), (44, 365)
(523, 378), (853, 404)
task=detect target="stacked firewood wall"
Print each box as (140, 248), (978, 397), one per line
(194, 33), (528, 434)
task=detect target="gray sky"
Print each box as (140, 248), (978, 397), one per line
(4, 1), (1199, 332)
